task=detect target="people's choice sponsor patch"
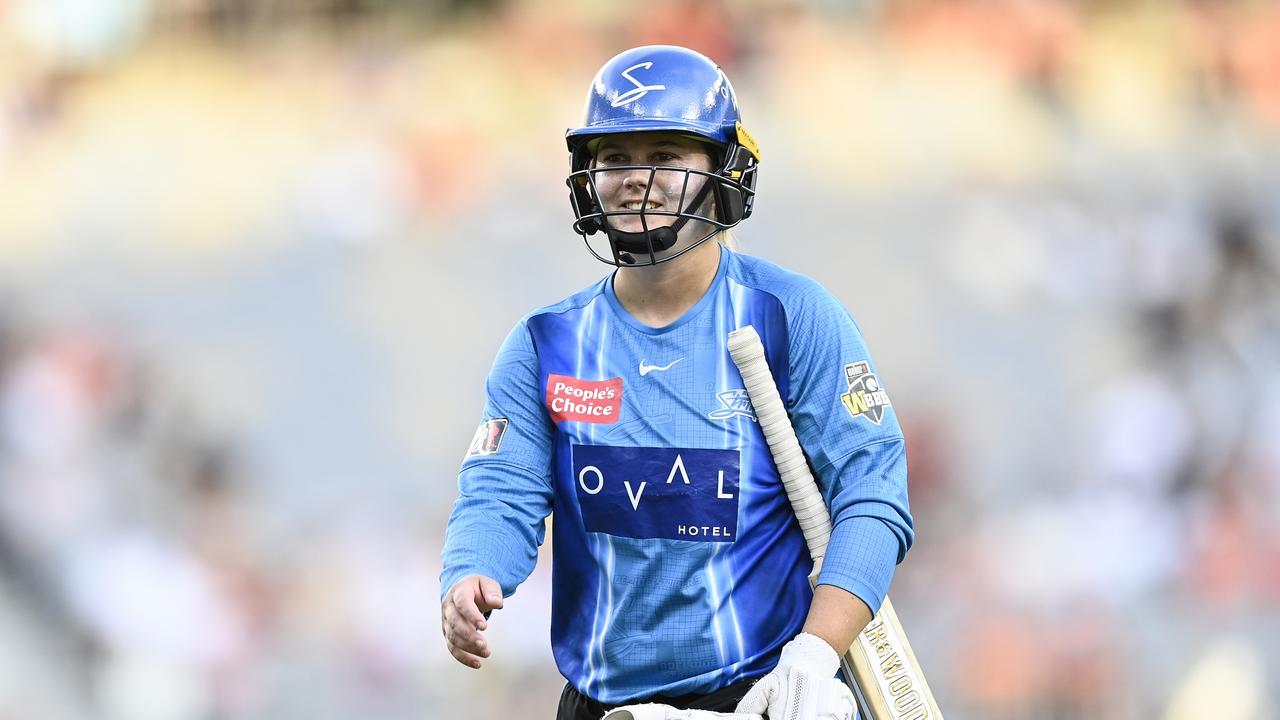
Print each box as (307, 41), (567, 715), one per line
(547, 374), (623, 424)
(573, 445), (740, 542)
(840, 361), (891, 425)
(466, 418), (509, 457)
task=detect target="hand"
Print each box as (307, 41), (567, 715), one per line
(441, 574), (504, 668)
(734, 633), (855, 720)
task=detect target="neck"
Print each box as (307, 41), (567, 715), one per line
(613, 236), (723, 328)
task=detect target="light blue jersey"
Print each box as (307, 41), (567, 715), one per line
(442, 247), (914, 704)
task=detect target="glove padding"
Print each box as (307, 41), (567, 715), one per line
(601, 705), (759, 720)
(734, 633), (856, 720)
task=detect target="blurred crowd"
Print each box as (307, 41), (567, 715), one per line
(0, 312), (263, 718)
(1, 1), (1278, 719)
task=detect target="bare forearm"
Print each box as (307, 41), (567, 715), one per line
(802, 583), (873, 656)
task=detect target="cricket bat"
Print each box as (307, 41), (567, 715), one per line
(727, 325), (943, 720)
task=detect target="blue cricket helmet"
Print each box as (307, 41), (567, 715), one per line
(567, 45), (743, 149)
(566, 45), (760, 266)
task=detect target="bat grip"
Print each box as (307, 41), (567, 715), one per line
(728, 326), (832, 562)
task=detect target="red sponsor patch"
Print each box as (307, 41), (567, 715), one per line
(546, 373), (623, 424)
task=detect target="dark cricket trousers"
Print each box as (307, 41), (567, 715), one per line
(557, 677), (757, 720)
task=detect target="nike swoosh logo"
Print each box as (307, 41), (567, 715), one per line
(639, 358), (683, 376)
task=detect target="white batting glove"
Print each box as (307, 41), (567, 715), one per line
(601, 704), (760, 720)
(733, 633), (856, 720)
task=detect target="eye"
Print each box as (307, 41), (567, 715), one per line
(653, 152), (678, 163)
(599, 153), (627, 165)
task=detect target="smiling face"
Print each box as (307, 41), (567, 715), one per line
(590, 132), (717, 234)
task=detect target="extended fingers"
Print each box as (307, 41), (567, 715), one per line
(445, 616), (490, 656)
(442, 600), (490, 654)
(441, 578), (497, 668)
(448, 642), (486, 670)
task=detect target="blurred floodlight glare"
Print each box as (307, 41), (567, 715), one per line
(12, 0), (150, 65)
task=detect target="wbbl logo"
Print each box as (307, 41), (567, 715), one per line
(841, 361), (891, 425)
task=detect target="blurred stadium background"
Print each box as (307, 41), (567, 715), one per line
(1, 0), (1278, 718)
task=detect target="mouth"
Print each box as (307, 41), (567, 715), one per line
(620, 200), (663, 211)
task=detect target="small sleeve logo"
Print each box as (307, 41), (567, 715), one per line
(841, 361), (891, 425)
(466, 418), (509, 457)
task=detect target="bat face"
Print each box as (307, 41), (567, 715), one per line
(850, 601), (938, 720)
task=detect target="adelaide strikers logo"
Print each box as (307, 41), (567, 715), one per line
(708, 389), (757, 422)
(611, 61), (666, 107)
(840, 361), (891, 425)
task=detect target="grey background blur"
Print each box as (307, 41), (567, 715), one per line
(1, 1), (1278, 719)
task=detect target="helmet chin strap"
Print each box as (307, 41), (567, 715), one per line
(604, 181), (714, 264)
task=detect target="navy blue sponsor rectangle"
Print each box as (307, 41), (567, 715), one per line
(572, 444), (740, 542)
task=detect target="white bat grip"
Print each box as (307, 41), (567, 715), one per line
(729, 325), (944, 720)
(727, 325), (832, 563)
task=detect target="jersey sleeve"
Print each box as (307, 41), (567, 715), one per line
(440, 320), (555, 599)
(783, 282), (915, 614)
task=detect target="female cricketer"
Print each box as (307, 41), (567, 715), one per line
(440, 45), (915, 720)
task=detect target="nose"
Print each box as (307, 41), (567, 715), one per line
(622, 167), (652, 190)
